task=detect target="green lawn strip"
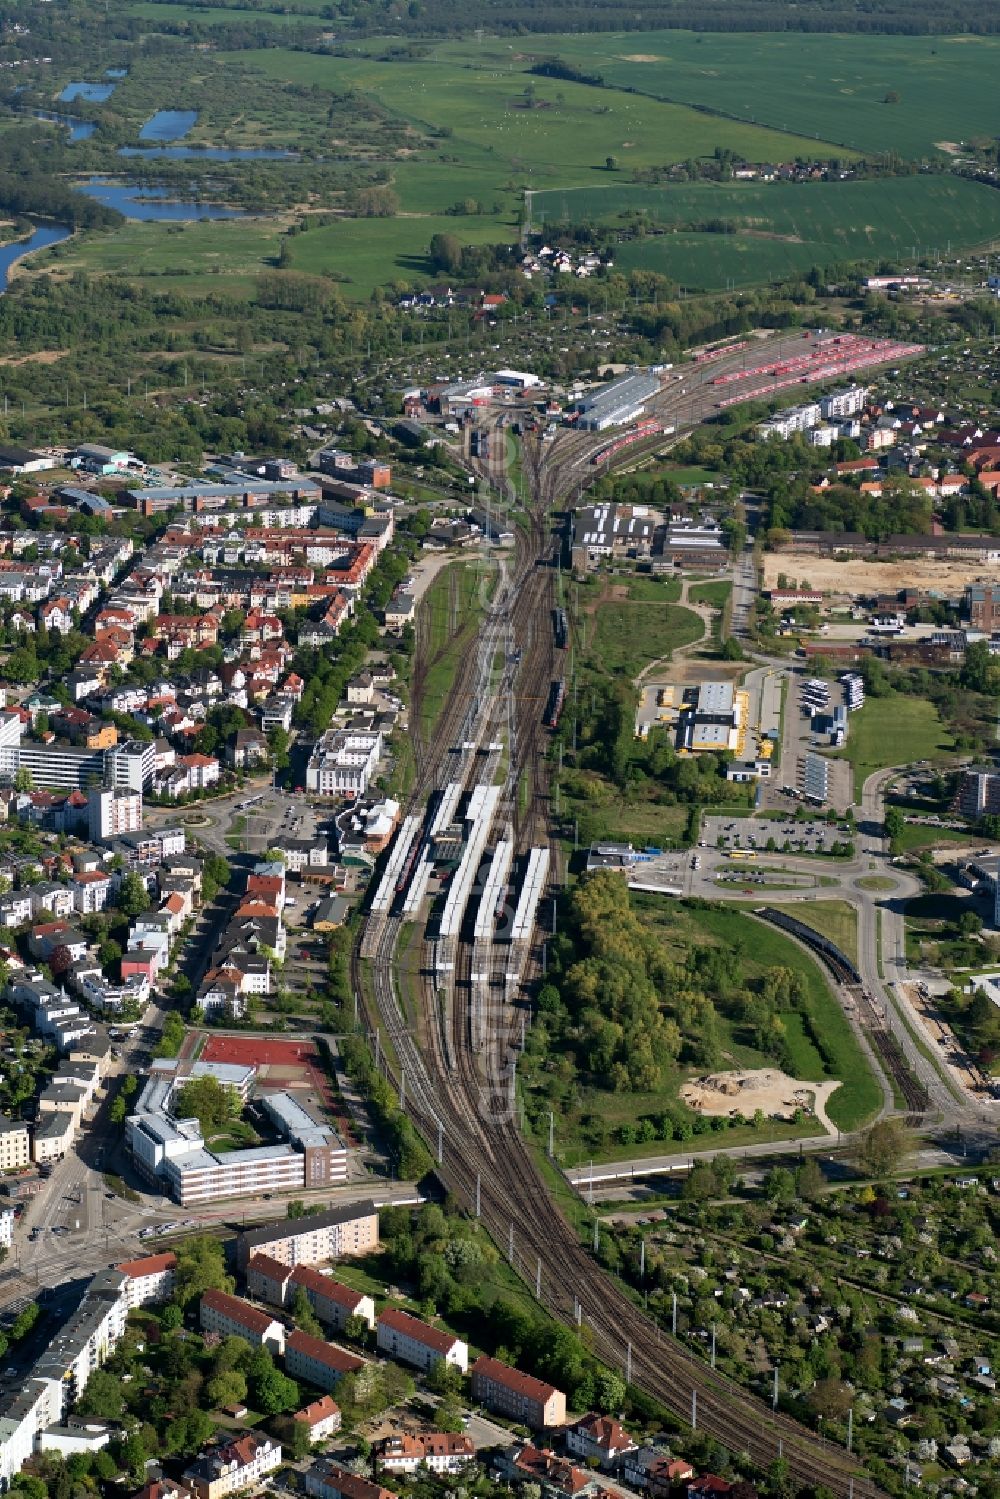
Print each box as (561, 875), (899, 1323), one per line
(836, 692), (956, 784)
(624, 575), (682, 602)
(769, 898), (859, 967)
(558, 1112), (821, 1170)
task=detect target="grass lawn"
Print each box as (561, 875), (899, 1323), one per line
(558, 790), (692, 848)
(588, 600), (702, 679)
(289, 213), (518, 300)
(231, 46), (829, 176)
(625, 575), (682, 602)
(20, 217), (282, 294)
(892, 823), (977, 855)
(856, 874), (897, 891)
(686, 904), (880, 1130)
(688, 580), (732, 608)
(417, 560), (495, 743)
(838, 693), (955, 785)
(770, 898), (859, 967)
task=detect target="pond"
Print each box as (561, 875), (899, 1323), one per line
(74, 178), (244, 221)
(58, 81), (116, 104)
(138, 109), (198, 143)
(0, 224), (72, 295)
(119, 145), (294, 161)
(33, 111), (95, 143)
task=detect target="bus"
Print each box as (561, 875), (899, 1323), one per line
(728, 848), (757, 861)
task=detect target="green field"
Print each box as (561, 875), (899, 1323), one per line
(229, 47), (830, 179)
(771, 899), (859, 966)
(531, 177), (1000, 290)
(691, 906), (880, 1130)
(688, 580), (732, 607)
(26, 217), (282, 292)
(437, 31), (1000, 159)
(589, 599), (703, 678)
(838, 693), (956, 785)
(289, 213), (519, 298)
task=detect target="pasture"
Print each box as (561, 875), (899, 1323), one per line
(434, 31), (1000, 160)
(226, 47), (834, 177)
(22, 217), (282, 294)
(288, 212), (520, 298)
(529, 177), (1000, 289)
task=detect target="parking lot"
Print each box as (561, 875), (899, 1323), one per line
(701, 813), (854, 856)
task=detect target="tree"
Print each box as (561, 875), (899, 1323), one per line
(809, 1377), (853, 1420)
(605, 155), (618, 171)
(253, 1363), (300, 1416)
(174, 1075), (241, 1135)
(117, 870), (150, 918)
(172, 1235), (233, 1307)
(883, 807), (904, 841)
(429, 232), (462, 274)
(858, 1117), (908, 1179)
(796, 1156), (825, 1201)
(290, 1285), (322, 1337)
(764, 1166), (796, 1201)
(206, 1370), (248, 1409)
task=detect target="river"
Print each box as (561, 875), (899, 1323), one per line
(0, 225), (72, 295)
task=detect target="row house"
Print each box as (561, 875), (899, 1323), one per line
(199, 1290), (285, 1354)
(246, 1254), (375, 1333)
(375, 1309), (467, 1375)
(284, 1330), (365, 1392)
(184, 1435), (282, 1499)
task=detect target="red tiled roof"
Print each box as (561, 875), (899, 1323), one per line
(471, 1354), (561, 1404)
(248, 1252), (293, 1284)
(377, 1307), (462, 1355)
(295, 1395), (340, 1427)
(201, 1288), (279, 1335)
(289, 1264), (365, 1309)
(117, 1251), (177, 1279)
(286, 1328), (364, 1373)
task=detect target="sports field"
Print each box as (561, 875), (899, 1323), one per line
(435, 31), (1000, 160)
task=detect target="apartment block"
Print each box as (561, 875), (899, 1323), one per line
(284, 1330), (365, 1392)
(199, 1290), (285, 1354)
(0, 1117), (30, 1172)
(236, 1201), (379, 1271)
(375, 1309), (468, 1375)
(469, 1354), (566, 1429)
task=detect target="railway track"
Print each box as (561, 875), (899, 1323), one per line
(353, 436), (885, 1498)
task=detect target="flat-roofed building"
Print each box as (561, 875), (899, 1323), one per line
(236, 1201), (379, 1271)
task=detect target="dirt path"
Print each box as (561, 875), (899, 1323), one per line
(634, 576), (712, 686)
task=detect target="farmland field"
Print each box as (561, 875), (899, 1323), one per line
(23, 217), (282, 292)
(434, 31), (1000, 160)
(531, 177), (1000, 290)
(226, 47), (839, 177)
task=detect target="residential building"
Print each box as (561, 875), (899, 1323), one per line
(246, 1253), (293, 1307)
(305, 1462), (397, 1499)
(89, 788), (143, 842)
(0, 1117), (30, 1172)
(288, 1264), (376, 1333)
(375, 1309), (468, 1375)
(294, 1397), (341, 1444)
(183, 1435), (282, 1499)
(236, 1201), (379, 1271)
(284, 1330), (365, 1391)
(565, 1414), (636, 1470)
(199, 1290), (285, 1354)
(116, 1252), (177, 1309)
(498, 1445), (597, 1498)
(470, 1354), (566, 1428)
(374, 1434), (474, 1476)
